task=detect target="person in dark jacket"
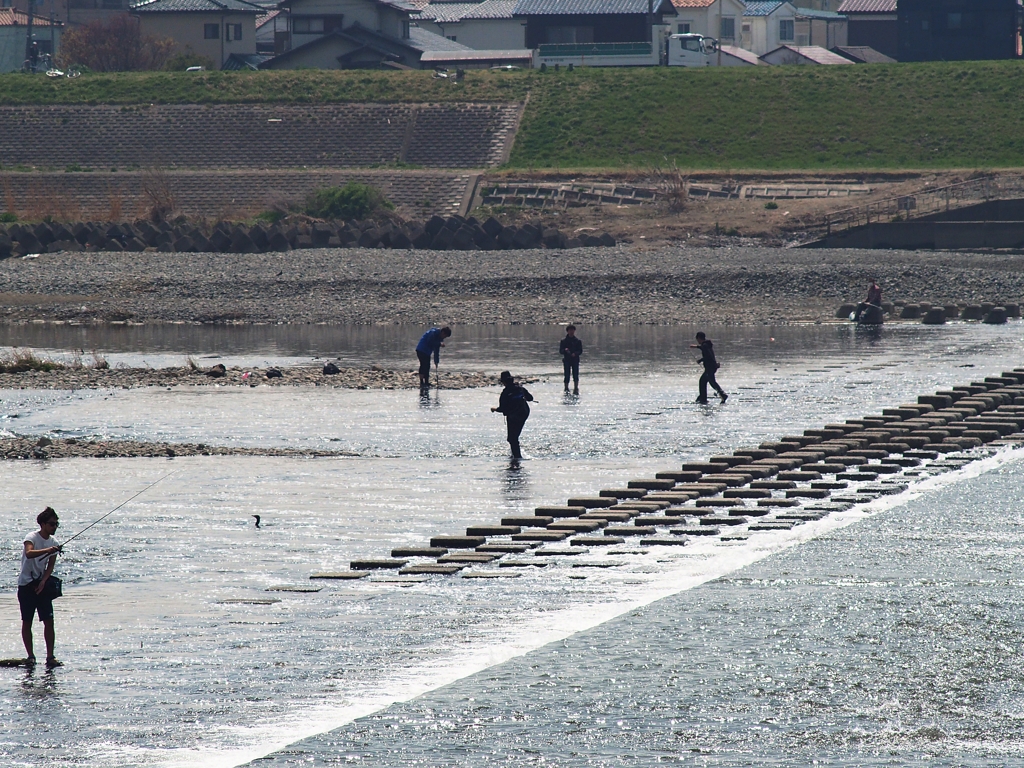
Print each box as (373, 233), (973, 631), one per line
(854, 280), (883, 322)
(491, 370), (534, 459)
(416, 326), (451, 386)
(558, 325), (583, 393)
(689, 332), (727, 404)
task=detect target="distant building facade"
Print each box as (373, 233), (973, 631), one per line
(0, 8), (62, 70)
(837, 0), (896, 59)
(898, 0), (1022, 61)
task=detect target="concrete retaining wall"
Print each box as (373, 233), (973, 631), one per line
(810, 221), (1024, 250)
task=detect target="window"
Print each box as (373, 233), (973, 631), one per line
(204, 23), (220, 39)
(779, 18), (794, 41)
(720, 16), (735, 39)
(677, 22), (690, 34)
(225, 23), (242, 40)
(292, 17), (324, 33)
(446, 34), (456, 41)
(401, 19), (409, 38)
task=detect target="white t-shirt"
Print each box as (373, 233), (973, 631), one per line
(18, 531), (58, 587)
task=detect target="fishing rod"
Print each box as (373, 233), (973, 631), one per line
(61, 470), (176, 548)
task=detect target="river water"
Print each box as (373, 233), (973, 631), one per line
(1, 321), (1023, 767)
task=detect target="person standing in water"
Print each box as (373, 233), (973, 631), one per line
(558, 325), (582, 393)
(491, 370), (534, 459)
(415, 326), (451, 387)
(690, 332), (727, 404)
(18, 507), (63, 667)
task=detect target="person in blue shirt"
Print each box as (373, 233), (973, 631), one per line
(416, 326), (452, 386)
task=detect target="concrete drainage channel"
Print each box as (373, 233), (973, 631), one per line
(301, 369), (1024, 582)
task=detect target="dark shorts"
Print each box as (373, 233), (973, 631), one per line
(18, 583), (53, 623)
(417, 350), (432, 380)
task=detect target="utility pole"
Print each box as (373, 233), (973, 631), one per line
(716, 0), (721, 65)
(25, 0), (35, 71)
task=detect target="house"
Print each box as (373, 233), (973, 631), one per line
(836, 0), (895, 59)
(898, 0), (1022, 62)
(515, 0), (677, 49)
(255, 8), (288, 53)
(132, 0), (263, 68)
(742, 0), (797, 56)
(789, 0), (843, 9)
(668, 0), (745, 46)
(413, 0), (524, 50)
(0, 8), (62, 71)
(831, 43), (893, 63)
(794, 7), (845, 48)
(760, 42), (852, 63)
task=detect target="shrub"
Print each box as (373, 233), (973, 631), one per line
(305, 182), (394, 221)
(0, 350), (64, 373)
(764, 201), (779, 210)
(164, 49), (216, 72)
(0, 212), (16, 223)
(58, 15), (176, 72)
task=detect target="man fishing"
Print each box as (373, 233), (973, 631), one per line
(416, 326), (452, 387)
(690, 332), (727, 405)
(853, 280), (883, 323)
(18, 507), (62, 668)
(558, 325), (583, 394)
(491, 371), (534, 459)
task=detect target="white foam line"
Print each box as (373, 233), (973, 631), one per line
(142, 446), (1024, 768)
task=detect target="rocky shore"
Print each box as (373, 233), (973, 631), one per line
(0, 434), (359, 460)
(0, 364), (498, 391)
(3, 246), (1024, 326)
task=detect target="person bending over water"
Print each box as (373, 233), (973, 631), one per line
(416, 326), (451, 386)
(491, 371), (534, 459)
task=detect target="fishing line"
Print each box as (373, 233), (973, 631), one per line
(62, 470), (176, 547)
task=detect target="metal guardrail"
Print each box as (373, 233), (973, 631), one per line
(823, 176), (997, 234)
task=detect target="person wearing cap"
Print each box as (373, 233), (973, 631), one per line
(416, 326), (452, 386)
(689, 332), (727, 404)
(18, 507), (63, 667)
(490, 371), (534, 459)
(558, 325), (582, 393)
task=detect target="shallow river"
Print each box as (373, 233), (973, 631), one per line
(2, 322), (1024, 767)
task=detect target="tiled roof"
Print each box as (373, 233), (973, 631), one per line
(836, 0), (895, 12)
(223, 52), (272, 68)
(415, 0), (517, 21)
(794, 8), (844, 20)
(515, 0), (673, 15)
(767, 44), (853, 64)
(743, 1), (786, 17)
(420, 48), (532, 60)
(719, 44), (760, 64)
(407, 24), (473, 50)
(670, 0), (715, 6)
(831, 44), (895, 63)
(132, 0), (264, 13)
(0, 8), (62, 25)
(255, 9), (281, 28)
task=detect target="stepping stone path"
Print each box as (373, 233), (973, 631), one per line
(330, 368), (1024, 580)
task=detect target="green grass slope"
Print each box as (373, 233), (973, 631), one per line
(1, 61), (1023, 170)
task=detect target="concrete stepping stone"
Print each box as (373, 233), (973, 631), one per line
(720, 534), (750, 542)
(731, 507), (770, 517)
(627, 479), (675, 490)
(391, 547), (447, 558)
(848, 449), (891, 459)
(838, 471), (877, 480)
(572, 536), (625, 546)
(859, 483), (906, 495)
(605, 525), (656, 536)
(566, 497), (617, 508)
(671, 526), (719, 536)
(748, 521), (794, 531)
(537, 506), (588, 517)
(512, 530), (567, 542)
(580, 511), (634, 522)
(656, 471), (703, 482)
(868, 464), (903, 474)
(462, 571), (521, 578)
(644, 492), (700, 502)
(700, 516), (745, 526)
(776, 511), (825, 521)
(350, 559), (409, 570)
(831, 495), (876, 504)
(724, 488), (771, 498)
(703, 473), (752, 486)
(571, 561), (621, 568)
(726, 465), (775, 479)
(811, 481), (847, 490)
(633, 515), (686, 526)
(502, 516), (554, 527)
(267, 585), (322, 592)
(438, 553), (499, 563)
(466, 525), (521, 536)
(401, 564), (465, 575)
(733, 448), (779, 460)
(310, 572), (370, 580)
(673, 483), (728, 495)
(778, 471), (822, 481)
(832, 456), (870, 465)
(430, 536), (485, 549)
(757, 498), (800, 507)
(786, 489), (829, 499)
(611, 501), (670, 511)
(499, 560), (549, 568)
(368, 575), (430, 584)
(682, 461), (730, 472)
(696, 498), (743, 508)
(599, 488), (647, 498)
(640, 537), (689, 546)
(477, 543), (533, 553)
(548, 520), (603, 532)
(535, 546), (588, 556)
(710, 455), (749, 466)
(885, 458), (920, 467)
(751, 480), (796, 490)
(219, 598), (281, 604)
(800, 463), (846, 474)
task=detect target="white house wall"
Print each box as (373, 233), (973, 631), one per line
(288, 0), (405, 38)
(415, 17), (524, 49)
(743, 6), (796, 55)
(137, 11), (257, 67)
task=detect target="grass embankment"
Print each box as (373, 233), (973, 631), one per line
(1, 62), (1023, 169)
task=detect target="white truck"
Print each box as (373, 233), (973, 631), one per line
(666, 33), (720, 67)
(533, 33), (722, 69)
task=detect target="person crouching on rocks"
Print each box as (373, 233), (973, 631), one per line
(491, 371), (534, 459)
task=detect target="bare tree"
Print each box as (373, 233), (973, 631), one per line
(58, 14), (176, 72)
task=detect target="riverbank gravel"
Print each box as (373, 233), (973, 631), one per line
(2, 245), (1024, 326)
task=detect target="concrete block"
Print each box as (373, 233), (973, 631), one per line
(640, 538), (689, 546)
(502, 516), (554, 527)
(430, 536), (486, 549)
(350, 559), (409, 570)
(604, 526), (656, 536)
(565, 497), (616, 508)
(438, 553), (499, 563)
(310, 571), (370, 579)
(466, 525), (521, 536)
(512, 531), (568, 541)
(670, 526), (719, 536)
(477, 544), (533, 553)
(548, 520), (602, 532)
(391, 547), (447, 558)
(572, 536), (625, 546)
(627, 479), (674, 490)
(400, 564), (465, 575)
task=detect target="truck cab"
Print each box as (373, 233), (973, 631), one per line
(667, 33), (719, 67)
